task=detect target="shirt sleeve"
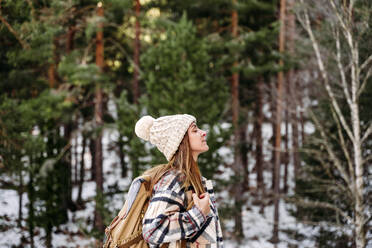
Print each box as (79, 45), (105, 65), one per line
(142, 187), (210, 245)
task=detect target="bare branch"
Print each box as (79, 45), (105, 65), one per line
(285, 197), (353, 224)
(299, 1), (355, 143)
(329, 0), (359, 93)
(334, 26), (352, 107)
(305, 174), (353, 201)
(0, 15), (30, 50)
(330, 106), (354, 185)
(360, 54), (372, 72)
(361, 123), (372, 143)
(329, 0), (352, 49)
(362, 153), (372, 166)
(358, 66), (372, 98)
(309, 108), (351, 186)
(329, 0), (349, 40)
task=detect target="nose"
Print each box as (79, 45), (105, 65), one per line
(201, 130), (207, 137)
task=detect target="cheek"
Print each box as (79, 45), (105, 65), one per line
(189, 135), (200, 149)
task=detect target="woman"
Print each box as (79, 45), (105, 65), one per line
(135, 114), (224, 248)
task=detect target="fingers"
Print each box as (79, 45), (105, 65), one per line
(192, 193), (211, 216)
(199, 193), (209, 200)
(192, 193), (198, 202)
(193, 193), (209, 200)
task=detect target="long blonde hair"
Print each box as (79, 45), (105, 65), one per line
(143, 132), (205, 195)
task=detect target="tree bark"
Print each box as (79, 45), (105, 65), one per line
(118, 135), (127, 178)
(231, 0), (243, 239)
(63, 123), (74, 210)
(27, 169), (35, 248)
(270, 79), (277, 191)
(255, 77), (264, 198)
(94, 2), (105, 234)
(48, 37), (59, 88)
(133, 0), (141, 104)
(352, 101), (365, 248)
(272, 0), (286, 243)
(18, 167), (23, 228)
(299, 88), (305, 146)
(283, 74), (289, 194)
(66, 26), (75, 52)
(90, 138), (96, 181)
(74, 133), (78, 184)
(45, 222), (52, 248)
(286, 0), (299, 186)
(77, 135), (86, 205)
(241, 125), (249, 192)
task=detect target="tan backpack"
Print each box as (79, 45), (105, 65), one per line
(103, 175), (188, 248)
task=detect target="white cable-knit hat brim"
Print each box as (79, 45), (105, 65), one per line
(154, 116), (195, 161)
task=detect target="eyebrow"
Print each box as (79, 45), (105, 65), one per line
(191, 123), (197, 129)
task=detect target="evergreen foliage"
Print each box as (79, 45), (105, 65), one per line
(140, 14), (230, 178)
(0, 0), (370, 247)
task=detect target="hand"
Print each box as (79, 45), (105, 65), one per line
(192, 193), (210, 217)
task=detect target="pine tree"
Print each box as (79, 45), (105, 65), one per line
(140, 13), (229, 177)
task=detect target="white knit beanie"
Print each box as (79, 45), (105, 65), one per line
(135, 114), (196, 161)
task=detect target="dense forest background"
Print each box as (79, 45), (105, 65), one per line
(0, 0), (371, 247)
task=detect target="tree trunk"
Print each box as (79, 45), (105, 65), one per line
(77, 135), (86, 205)
(255, 77), (264, 200)
(270, 80), (277, 191)
(272, 0), (286, 243)
(94, 2), (105, 234)
(353, 102), (365, 247)
(27, 169), (35, 248)
(283, 75), (289, 194)
(60, 22), (76, 209)
(45, 222), (52, 248)
(48, 38), (58, 88)
(118, 136), (127, 178)
(66, 26), (75, 52)
(299, 88), (305, 146)
(18, 168), (23, 228)
(133, 0), (141, 104)
(286, 0), (299, 186)
(63, 123), (74, 210)
(90, 138), (96, 181)
(231, 0), (243, 239)
(74, 133), (78, 185)
(241, 125), (249, 192)
(350, 43), (366, 247)
(48, 64), (56, 89)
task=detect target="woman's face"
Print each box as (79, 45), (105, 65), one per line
(187, 122), (209, 158)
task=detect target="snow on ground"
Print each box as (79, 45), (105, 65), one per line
(0, 128), (131, 247)
(0, 121), (359, 247)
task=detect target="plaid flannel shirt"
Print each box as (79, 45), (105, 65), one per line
(142, 171), (224, 248)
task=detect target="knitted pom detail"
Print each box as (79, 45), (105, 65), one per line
(135, 115), (154, 141)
